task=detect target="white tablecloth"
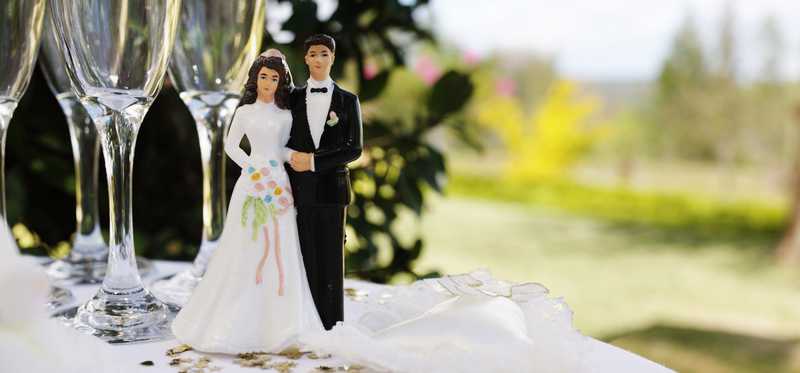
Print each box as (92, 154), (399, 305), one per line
(53, 260), (672, 373)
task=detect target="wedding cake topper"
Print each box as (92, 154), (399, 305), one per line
(171, 51), (325, 353)
(172, 33), (364, 353)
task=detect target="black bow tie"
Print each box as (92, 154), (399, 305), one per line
(310, 87), (328, 94)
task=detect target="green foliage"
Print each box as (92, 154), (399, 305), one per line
(448, 173), (786, 243)
(428, 71), (473, 121)
(345, 68), (473, 282)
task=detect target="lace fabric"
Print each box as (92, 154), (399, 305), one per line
(299, 269), (591, 373)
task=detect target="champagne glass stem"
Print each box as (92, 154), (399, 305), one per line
(59, 95), (104, 252)
(0, 100), (17, 252)
(189, 96), (237, 277)
(45, 96), (108, 285)
(98, 110), (141, 292)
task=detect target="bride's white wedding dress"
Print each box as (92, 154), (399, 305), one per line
(171, 100), (324, 353)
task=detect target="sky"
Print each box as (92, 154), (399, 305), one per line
(428, 0), (800, 81)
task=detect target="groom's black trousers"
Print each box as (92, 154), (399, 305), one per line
(295, 205), (346, 330)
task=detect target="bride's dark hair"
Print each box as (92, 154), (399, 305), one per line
(238, 56), (292, 109)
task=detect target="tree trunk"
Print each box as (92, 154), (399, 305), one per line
(776, 104), (800, 264)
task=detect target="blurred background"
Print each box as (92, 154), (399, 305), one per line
(10, 0), (800, 371)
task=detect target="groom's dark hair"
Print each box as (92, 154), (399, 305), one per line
(304, 34), (336, 54)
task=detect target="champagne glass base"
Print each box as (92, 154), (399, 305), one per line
(46, 255), (155, 285)
(149, 269), (202, 308)
(73, 286), (171, 344)
(46, 242), (106, 284)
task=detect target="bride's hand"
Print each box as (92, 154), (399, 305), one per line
(278, 274), (285, 296)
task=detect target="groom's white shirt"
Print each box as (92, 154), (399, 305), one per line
(306, 77), (334, 171)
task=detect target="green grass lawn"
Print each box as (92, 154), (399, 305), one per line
(413, 195), (800, 373)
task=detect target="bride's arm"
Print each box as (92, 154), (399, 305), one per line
(281, 111), (294, 162)
(225, 108), (249, 168)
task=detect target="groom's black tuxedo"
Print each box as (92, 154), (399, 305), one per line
(286, 83), (362, 206)
(285, 83), (362, 330)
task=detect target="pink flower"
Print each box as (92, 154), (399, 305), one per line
(363, 62), (379, 80)
(267, 181), (277, 189)
(463, 50), (481, 66)
(255, 183), (264, 191)
(414, 55), (441, 86)
(495, 77), (516, 97)
(260, 167), (269, 174)
(279, 197), (290, 206)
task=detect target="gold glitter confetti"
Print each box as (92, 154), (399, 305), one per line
(269, 360), (297, 373)
(313, 365), (374, 373)
(170, 357), (194, 366)
(193, 357), (209, 369)
(308, 352), (333, 360)
(344, 287), (368, 301)
(233, 351), (272, 368)
(166, 344), (193, 357)
(236, 351), (270, 360)
(276, 346), (306, 360)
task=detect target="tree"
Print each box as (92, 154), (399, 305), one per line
(758, 14), (784, 85)
(477, 80), (600, 182)
(776, 105), (800, 265)
(658, 13), (707, 99)
(654, 13), (718, 160)
(717, 0), (737, 83)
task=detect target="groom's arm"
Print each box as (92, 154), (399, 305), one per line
(311, 94), (363, 173)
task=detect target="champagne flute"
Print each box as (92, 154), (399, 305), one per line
(41, 8), (103, 284)
(150, 0), (265, 307)
(0, 0), (46, 254)
(40, 5), (154, 285)
(0, 0), (74, 314)
(49, 0), (181, 343)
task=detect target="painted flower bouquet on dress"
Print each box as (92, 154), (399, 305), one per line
(241, 160), (294, 241)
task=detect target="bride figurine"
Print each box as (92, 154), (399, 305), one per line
(171, 52), (324, 353)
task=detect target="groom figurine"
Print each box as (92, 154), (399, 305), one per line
(285, 34), (363, 330)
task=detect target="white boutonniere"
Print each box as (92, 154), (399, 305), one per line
(326, 111), (339, 126)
